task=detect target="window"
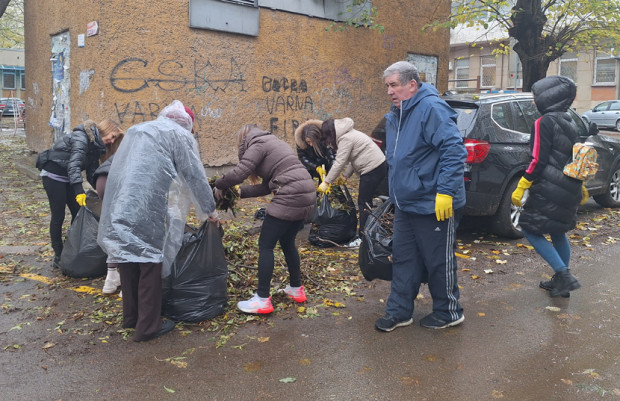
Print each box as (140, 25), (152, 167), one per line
(2, 71), (16, 90)
(559, 52), (577, 82)
(480, 55), (496, 88)
(610, 101), (620, 111)
(455, 58), (470, 89)
(190, 0), (372, 36)
(491, 102), (511, 130)
(594, 49), (616, 85)
(20, 71), (25, 90)
(513, 100), (538, 133)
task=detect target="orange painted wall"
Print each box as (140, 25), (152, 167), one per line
(25, 0), (452, 166)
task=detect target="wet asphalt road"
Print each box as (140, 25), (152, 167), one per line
(2, 240), (619, 401)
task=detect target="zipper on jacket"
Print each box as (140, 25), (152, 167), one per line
(393, 101), (403, 210)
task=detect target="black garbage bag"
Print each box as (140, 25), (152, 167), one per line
(60, 206), (107, 278)
(162, 221), (228, 323)
(308, 184), (357, 247)
(359, 198), (393, 281)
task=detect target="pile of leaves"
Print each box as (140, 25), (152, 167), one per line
(208, 176), (241, 216)
(318, 177), (355, 212)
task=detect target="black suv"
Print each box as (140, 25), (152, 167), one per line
(371, 93), (620, 238)
(445, 92), (620, 238)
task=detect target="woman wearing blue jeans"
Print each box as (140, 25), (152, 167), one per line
(511, 75), (585, 297)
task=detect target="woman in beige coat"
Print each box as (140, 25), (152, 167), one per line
(317, 118), (387, 235)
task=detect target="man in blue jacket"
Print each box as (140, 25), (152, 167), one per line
(376, 61), (467, 331)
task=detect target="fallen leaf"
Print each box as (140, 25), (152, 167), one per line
(478, 312), (486, 317)
(258, 337), (270, 343)
(495, 260), (507, 264)
(484, 269), (494, 274)
(545, 306), (561, 312)
(299, 358), (311, 366)
(279, 377), (296, 383)
(561, 378), (573, 385)
(491, 390), (504, 398)
(163, 386), (175, 393)
(243, 362), (261, 372)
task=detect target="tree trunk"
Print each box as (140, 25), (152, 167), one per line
(514, 46), (552, 91)
(508, 0), (556, 91)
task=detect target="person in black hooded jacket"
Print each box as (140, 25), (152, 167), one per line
(39, 119), (122, 268)
(511, 75), (585, 298)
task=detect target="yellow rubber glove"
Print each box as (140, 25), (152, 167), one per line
(316, 165), (325, 179)
(511, 177), (533, 207)
(318, 181), (330, 194)
(75, 193), (86, 207)
(435, 193), (453, 222)
(580, 184), (589, 205)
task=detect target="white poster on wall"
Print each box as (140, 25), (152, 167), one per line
(50, 32), (71, 141)
(406, 53), (438, 87)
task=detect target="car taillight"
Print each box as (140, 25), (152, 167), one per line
(464, 138), (490, 164)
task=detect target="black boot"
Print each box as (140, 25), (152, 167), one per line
(539, 275), (569, 298)
(52, 255), (62, 269)
(549, 269), (581, 297)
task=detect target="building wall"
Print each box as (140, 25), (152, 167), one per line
(25, 0), (452, 167)
(449, 40), (620, 114)
(0, 48), (25, 99)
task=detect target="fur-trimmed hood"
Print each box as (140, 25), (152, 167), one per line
(294, 119), (323, 149)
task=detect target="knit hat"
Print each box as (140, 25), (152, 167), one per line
(184, 107), (195, 122)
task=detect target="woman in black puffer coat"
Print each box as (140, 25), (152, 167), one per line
(511, 76), (585, 298)
(38, 119), (122, 268)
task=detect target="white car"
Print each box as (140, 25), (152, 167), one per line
(581, 100), (620, 131)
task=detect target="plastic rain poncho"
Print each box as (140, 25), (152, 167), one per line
(97, 101), (216, 277)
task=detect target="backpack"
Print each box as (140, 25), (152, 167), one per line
(563, 142), (599, 181)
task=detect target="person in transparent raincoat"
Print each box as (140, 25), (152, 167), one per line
(97, 100), (219, 342)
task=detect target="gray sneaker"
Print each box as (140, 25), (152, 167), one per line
(375, 315), (413, 332)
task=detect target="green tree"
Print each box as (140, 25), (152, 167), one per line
(0, 0), (23, 49)
(428, 0), (620, 91)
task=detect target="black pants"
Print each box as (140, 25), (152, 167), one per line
(257, 215), (304, 298)
(119, 262), (163, 341)
(358, 161), (387, 234)
(42, 176), (80, 257)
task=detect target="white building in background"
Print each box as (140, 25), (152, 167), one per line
(448, 25), (620, 113)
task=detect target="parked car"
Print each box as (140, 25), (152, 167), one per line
(372, 93), (620, 238)
(445, 93), (620, 238)
(581, 100), (620, 131)
(0, 97), (25, 117)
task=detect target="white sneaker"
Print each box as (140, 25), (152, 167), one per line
(279, 285), (307, 302)
(102, 269), (121, 294)
(237, 293), (274, 314)
(345, 237), (362, 248)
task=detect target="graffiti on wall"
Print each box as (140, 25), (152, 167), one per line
(262, 76), (313, 137)
(110, 57), (248, 94)
(109, 57), (365, 140)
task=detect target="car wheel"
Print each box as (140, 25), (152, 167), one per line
(593, 163), (620, 207)
(489, 178), (525, 239)
(616, 119), (620, 132)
